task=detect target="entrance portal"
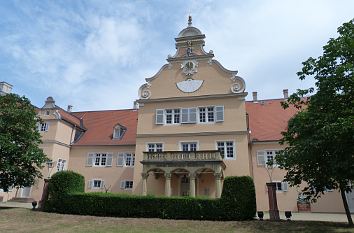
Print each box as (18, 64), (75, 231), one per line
(346, 189), (354, 213)
(180, 176), (190, 196)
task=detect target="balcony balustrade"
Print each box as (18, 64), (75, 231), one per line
(143, 150), (223, 162)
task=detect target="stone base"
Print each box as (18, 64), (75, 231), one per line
(269, 209), (280, 220)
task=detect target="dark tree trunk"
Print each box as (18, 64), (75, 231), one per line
(340, 184), (353, 226)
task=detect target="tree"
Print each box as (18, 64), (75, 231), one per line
(276, 19), (354, 225)
(0, 93), (47, 193)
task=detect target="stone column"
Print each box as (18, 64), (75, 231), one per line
(266, 182), (280, 221)
(141, 173), (149, 196)
(214, 172), (222, 198)
(189, 173), (196, 197)
(164, 173), (172, 197)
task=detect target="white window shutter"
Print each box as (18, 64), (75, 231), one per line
(181, 108), (189, 123)
(120, 180), (125, 189)
(86, 153), (94, 167)
(45, 122), (49, 131)
(106, 154), (113, 167)
(100, 180), (105, 189)
(87, 180), (92, 189)
(282, 182), (288, 192)
(155, 109), (164, 124)
(132, 154), (135, 166)
(117, 153), (124, 167)
(215, 106), (224, 122)
(189, 108), (197, 123)
(257, 151), (266, 166)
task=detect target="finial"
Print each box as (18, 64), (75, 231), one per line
(188, 15), (192, 27)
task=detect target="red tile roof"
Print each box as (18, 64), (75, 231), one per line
(71, 109), (137, 146)
(246, 99), (299, 142)
(58, 109), (82, 128)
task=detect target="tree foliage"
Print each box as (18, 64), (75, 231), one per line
(0, 94), (47, 192)
(276, 19), (354, 225)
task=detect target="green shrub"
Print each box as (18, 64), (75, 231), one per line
(221, 176), (257, 220)
(45, 176), (256, 220)
(48, 171), (84, 200)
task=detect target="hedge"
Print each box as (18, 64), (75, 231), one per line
(48, 170), (84, 199)
(44, 176), (256, 220)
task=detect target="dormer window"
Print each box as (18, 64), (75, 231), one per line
(113, 124), (126, 140)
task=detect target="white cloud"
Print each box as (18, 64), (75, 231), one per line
(1, 0), (353, 109)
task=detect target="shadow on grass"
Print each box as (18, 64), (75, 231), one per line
(247, 220), (354, 233)
(0, 207), (16, 210)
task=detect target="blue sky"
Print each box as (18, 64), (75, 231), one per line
(1, 0), (353, 111)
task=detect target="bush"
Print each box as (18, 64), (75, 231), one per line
(45, 176), (256, 220)
(221, 176), (256, 220)
(48, 171), (84, 200)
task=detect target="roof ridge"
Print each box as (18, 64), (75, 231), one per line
(72, 108), (136, 113)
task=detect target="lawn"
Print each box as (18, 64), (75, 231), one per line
(0, 208), (353, 233)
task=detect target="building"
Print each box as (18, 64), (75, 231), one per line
(1, 17), (353, 213)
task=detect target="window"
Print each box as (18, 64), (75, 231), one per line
(181, 142), (197, 152)
(217, 141), (235, 159)
(120, 180), (133, 190)
(57, 159), (67, 171)
(86, 153), (113, 167)
(199, 107), (215, 123)
(113, 125), (126, 139)
(165, 109), (180, 124)
(117, 153), (135, 167)
(39, 122), (49, 132)
(89, 179), (104, 189)
(181, 108), (197, 123)
(156, 106), (223, 125)
(147, 143), (163, 152)
(275, 181), (288, 192)
(257, 150), (279, 166)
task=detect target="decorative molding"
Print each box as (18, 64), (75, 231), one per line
(230, 76), (246, 94)
(41, 140), (71, 148)
(138, 82), (152, 99)
(211, 59), (238, 76)
(137, 92), (247, 104)
(145, 64), (169, 82)
(137, 130), (248, 138)
(181, 60), (198, 76)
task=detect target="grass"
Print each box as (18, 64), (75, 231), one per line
(0, 208), (353, 233)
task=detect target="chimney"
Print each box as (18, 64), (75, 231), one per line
(252, 91), (258, 102)
(42, 96), (56, 109)
(283, 89), (289, 99)
(67, 105), (73, 112)
(0, 81), (13, 96)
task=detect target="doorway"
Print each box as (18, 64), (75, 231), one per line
(180, 176), (190, 196)
(20, 187), (31, 198)
(346, 189), (354, 213)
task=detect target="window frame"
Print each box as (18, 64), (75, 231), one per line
(39, 122), (49, 132)
(216, 140), (236, 160)
(121, 180), (134, 190)
(56, 158), (67, 171)
(113, 125), (126, 140)
(146, 143), (164, 152)
(273, 181), (289, 192)
(179, 141), (199, 152)
(91, 179), (104, 190)
(256, 149), (280, 167)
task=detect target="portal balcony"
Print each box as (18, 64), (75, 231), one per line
(142, 150), (223, 162)
(141, 150), (225, 198)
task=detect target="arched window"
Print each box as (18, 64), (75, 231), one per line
(113, 124), (126, 140)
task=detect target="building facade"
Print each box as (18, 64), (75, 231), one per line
(1, 18), (353, 213)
